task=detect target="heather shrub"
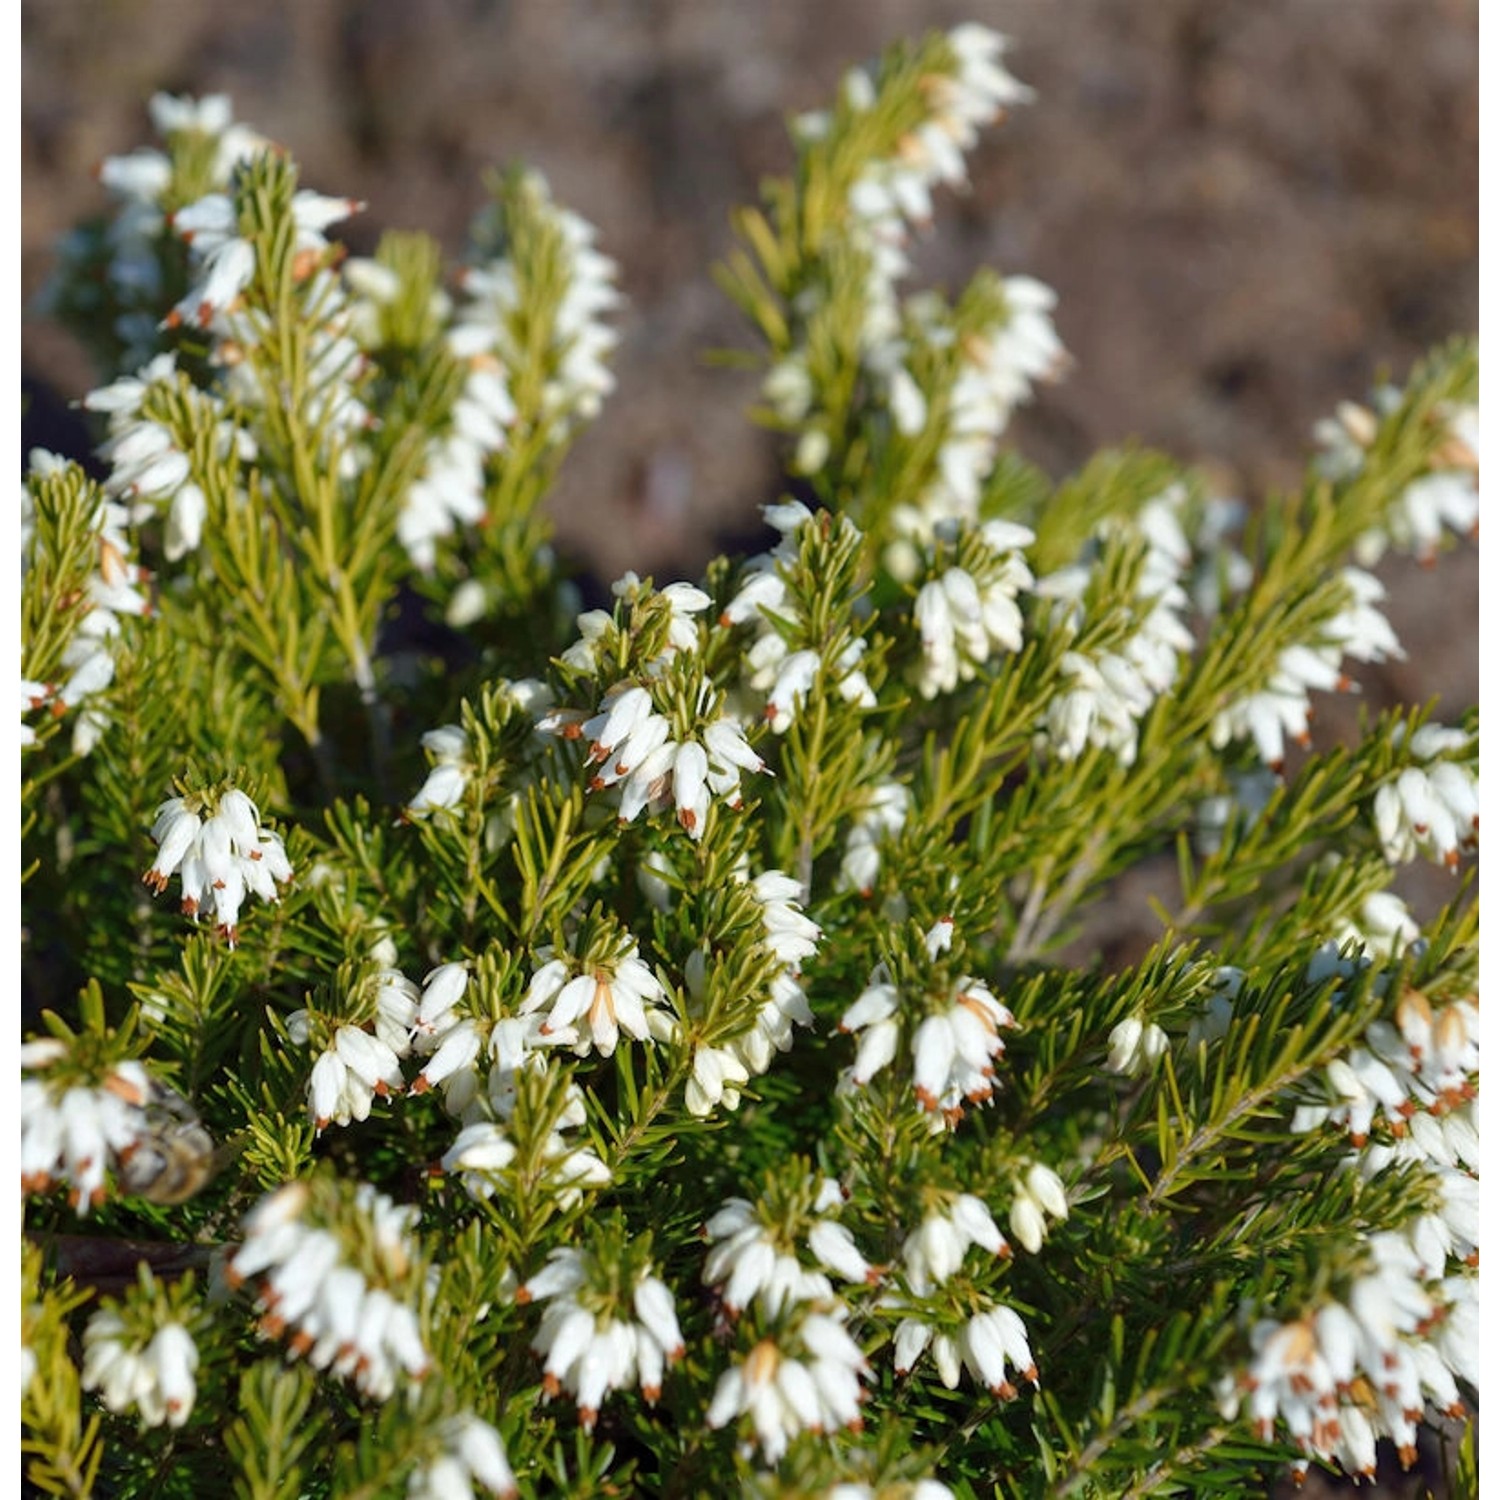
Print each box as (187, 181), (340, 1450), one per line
(22, 27), (1477, 1499)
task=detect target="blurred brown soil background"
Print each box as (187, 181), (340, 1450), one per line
(19, 4), (1479, 1494)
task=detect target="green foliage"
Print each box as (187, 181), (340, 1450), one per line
(21, 24), (1478, 1500)
(21, 1241), (105, 1498)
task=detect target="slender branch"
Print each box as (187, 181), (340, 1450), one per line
(1005, 853), (1054, 964)
(1007, 829), (1109, 964)
(1118, 1427), (1230, 1500)
(1048, 1387), (1169, 1498)
(1146, 1054), (1326, 1208)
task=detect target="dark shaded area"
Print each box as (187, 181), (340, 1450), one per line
(21, 372), (97, 478)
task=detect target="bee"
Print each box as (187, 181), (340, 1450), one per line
(116, 1079), (219, 1206)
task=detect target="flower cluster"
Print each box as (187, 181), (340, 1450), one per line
(141, 784), (293, 945)
(1254, 958), (1480, 1479)
(21, 1044), (177, 1216)
(843, 25), (1032, 248)
(892, 1299), (1036, 1400)
(909, 518), (1034, 699)
(837, 780), (910, 898)
(719, 503), (876, 734)
(351, 165), (626, 574)
(898, 1193), (1009, 1294)
(404, 961), (481, 1105)
(839, 919), (1015, 1124)
(1105, 1014), (1169, 1078)
(893, 278), (1067, 540)
(1037, 487), (1197, 766)
(459, 168), (621, 430)
(764, 27), (1066, 512)
(81, 353), (245, 562)
(1338, 989), (1480, 1285)
(1005, 1162), (1070, 1255)
(290, 967), (420, 1131)
(416, 964), (572, 1126)
(705, 1305), (871, 1465)
(1221, 1232), (1471, 1480)
(797, 29), (1033, 414)
(167, 182), (361, 334)
(81, 1310), (199, 1429)
(1372, 721), (1479, 868)
(160, 153), (374, 478)
(1293, 983), (1477, 1156)
(407, 1414), (517, 1500)
(881, 1189), (1039, 1397)
(343, 253), (518, 573)
(521, 936), (675, 1059)
(396, 351), (516, 573)
(543, 574), (769, 829)
(684, 870), (820, 1117)
(156, 174), (375, 490)
(226, 1179), (432, 1402)
(1210, 566), (1404, 772)
(1366, 1134), (1480, 1280)
(47, 92), (268, 367)
(22, 453), (153, 754)
(518, 1237), (685, 1430)
(1314, 393), (1480, 566)
(703, 1175), (877, 1321)
(551, 674), (768, 838)
(287, 956), (549, 1133)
